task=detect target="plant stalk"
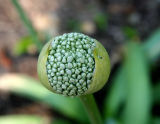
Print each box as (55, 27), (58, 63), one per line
(12, 0), (43, 51)
(80, 94), (103, 124)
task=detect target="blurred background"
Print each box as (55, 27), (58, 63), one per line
(0, 0), (160, 124)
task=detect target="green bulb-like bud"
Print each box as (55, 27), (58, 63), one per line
(37, 33), (110, 96)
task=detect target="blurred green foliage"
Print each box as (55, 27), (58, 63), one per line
(123, 26), (139, 40)
(12, 0), (43, 51)
(53, 119), (72, 124)
(152, 118), (160, 124)
(154, 82), (160, 104)
(2, 0), (159, 124)
(94, 13), (108, 31)
(0, 115), (45, 124)
(104, 29), (160, 124)
(123, 42), (151, 124)
(0, 75), (88, 123)
(142, 29), (160, 61)
(104, 66), (126, 118)
(13, 36), (35, 56)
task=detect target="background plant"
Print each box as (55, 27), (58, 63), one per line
(0, 0), (160, 124)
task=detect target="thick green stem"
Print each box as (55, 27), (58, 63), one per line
(80, 94), (103, 124)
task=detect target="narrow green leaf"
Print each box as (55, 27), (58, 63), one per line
(0, 74), (88, 123)
(103, 28), (160, 121)
(142, 29), (160, 61)
(0, 115), (45, 124)
(123, 42), (151, 124)
(104, 67), (126, 118)
(11, 0), (43, 51)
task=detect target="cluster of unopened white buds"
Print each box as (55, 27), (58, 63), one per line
(38, 32), (110, 97)
(46, 33), (96, 96)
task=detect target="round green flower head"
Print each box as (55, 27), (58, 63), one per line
(38, 32), (110, 96)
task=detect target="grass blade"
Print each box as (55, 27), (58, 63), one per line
(104, 66), (126, 118)
(103, 28), (160, 121)
(123, 42), (151, 124)
(11, 0), (43, 51)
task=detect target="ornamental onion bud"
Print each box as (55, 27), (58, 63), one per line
(37, 32), (110, 96)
